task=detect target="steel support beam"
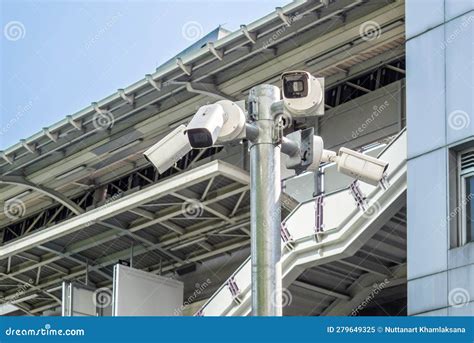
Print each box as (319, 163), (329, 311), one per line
(0, 175), (84, 215)
(0, 161), (248, 259)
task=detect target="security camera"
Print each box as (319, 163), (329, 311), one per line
(334, 147), (388, 186)
(281, 71), (324, 117)
(186, 100), (246, 148)
(143, 124), (192, 174)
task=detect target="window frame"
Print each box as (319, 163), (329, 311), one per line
(458, 148), (474, 246)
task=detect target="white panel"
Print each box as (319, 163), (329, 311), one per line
(448, 264), (474, 306)
(112, 264), (183, 316)
(233, 258), (252, 295)
(62, 282), (97, 317)
(202, 285), (234, 316)
(405, 0), (444, 39)
(445, 0), (474, 21)
(408, 272), (448, 315)
(407, 148), (448, 280)
(445, 12), (474, 144)
(61, 282), (71, 317)
(406, 26), (446, 158)
(72, 287), (97, 316)
(283, 172), (315, 203)
(448, 301), (474, 315)
(448, 242), (474, 269)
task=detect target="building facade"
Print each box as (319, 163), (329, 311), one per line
(406, 0), (474, 315)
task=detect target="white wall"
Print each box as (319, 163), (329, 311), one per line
(406, 0), (474, 316)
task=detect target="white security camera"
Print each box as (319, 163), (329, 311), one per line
(186, 100), (246, 148)
(143, 124), (192, 174)
(281, 70), (324, 117)
(334, 148), (388, 186)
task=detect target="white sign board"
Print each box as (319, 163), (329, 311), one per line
(112, 264), (183, 316)
(62, 282), (96, 316)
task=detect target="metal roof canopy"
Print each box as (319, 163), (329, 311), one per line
(0, 0), (404, 228)
(0, 161), (252, 312)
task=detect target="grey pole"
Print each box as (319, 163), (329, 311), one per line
(248, 84), (282, 316)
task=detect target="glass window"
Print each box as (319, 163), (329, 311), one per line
(464, 175), (474, 243)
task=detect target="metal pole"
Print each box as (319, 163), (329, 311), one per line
(248, 85), (282, 316)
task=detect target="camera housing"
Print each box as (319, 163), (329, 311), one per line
(185, 101), (246, 149)
(335, 147), (388, 186)
(143, 125), (192, 174)
(281, 71), (324, 117)
(186, 104), (226, 148)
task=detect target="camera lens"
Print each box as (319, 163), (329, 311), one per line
(283, 73), (308, 98)
(291, 80), (304, 93)
(187, 128), (213, 148)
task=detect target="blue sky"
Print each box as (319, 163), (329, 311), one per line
(0, 0), (287, 149)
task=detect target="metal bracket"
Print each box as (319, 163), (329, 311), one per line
(314, 194), (324, 233)
(247, 97), (258, 121)
(240, 25), (257, 44)
(281, 222), (295, 250)
(275, 7), (292, 27)
(379, 173), (390, 190)
(66, 115), (82, 131)
(349, 180), (367, 211)
(145, 74), (162, 92)
(207, 42), (224, 61)
(185, 82), (235, 101)
(20, 139), (36, 154)
(0, 151), (13, 164)
(273, 118), (284, 144)
(42, 127), (59, 143)
(176, 57), (192, 76)
(117, 89), (135, 105)
(226, 276), (242, 304)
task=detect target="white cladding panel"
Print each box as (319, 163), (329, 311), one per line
(62, 282), (97, 317)
(112, 264), (183, 316)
